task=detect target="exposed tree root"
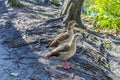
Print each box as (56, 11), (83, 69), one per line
(7, 0), (25, 7)
(44, 16), (64, 24)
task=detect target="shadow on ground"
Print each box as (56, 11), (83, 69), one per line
(0, 0), (120, 80)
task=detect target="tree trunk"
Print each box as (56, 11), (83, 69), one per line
(60, 0), (85, 29)
(7, 0), (25, 7)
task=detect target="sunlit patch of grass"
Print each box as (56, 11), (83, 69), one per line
(51, 0), (62, 6)
(103, 41), (112, 49)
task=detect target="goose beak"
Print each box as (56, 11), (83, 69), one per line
(75, 22), (78, 26)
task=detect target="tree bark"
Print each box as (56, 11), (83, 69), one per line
(7, 0), (25, 7)
(60, 0), (85, 29)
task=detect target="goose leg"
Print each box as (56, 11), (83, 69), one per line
(64, 60), (70, 69)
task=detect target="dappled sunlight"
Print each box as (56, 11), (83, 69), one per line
(0, 0), (120, 80)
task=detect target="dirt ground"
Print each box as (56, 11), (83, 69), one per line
(0, 0), (120, 80)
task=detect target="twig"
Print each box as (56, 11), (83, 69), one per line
(43, 67), (52, 80)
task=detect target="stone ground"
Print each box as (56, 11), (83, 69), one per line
(0, 0), (120, 80)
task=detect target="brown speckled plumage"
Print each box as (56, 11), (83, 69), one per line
(48, 33), (80, 60)
(46, 20), (77, 48)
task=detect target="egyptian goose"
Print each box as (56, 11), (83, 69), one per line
(47, 33), (81, 69)
(46, 20), (77, 48)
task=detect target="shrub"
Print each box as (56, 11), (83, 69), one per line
(88, 0), (120, 33)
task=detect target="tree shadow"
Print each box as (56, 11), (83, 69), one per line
(0, 1), (52, 80)
(0, 0), (119, 80)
